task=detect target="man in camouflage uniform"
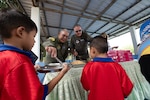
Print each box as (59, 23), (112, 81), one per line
(70, 24), (92, 61)
(42, 29), (69, 64)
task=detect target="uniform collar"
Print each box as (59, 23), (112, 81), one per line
(93, 57), (114, 62)
(0, 44), (36, 64)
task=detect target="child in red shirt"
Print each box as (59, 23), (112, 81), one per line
(81, 36), (133, 100)
(0, 8), (69, 100)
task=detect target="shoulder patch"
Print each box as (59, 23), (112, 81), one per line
(49, 37), (55, 41)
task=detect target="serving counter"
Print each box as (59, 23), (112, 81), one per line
(43, 61), (150, 100)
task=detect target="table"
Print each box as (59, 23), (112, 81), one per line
(43, 61), (150, 100)
(121, 61), (150, 100)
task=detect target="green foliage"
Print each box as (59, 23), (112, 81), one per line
(0, 0), (20, 10)
(0, 0), (8, 9)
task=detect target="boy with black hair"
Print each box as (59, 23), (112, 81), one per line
(0, 8), (69, 100)
(81, 36), (133, 100)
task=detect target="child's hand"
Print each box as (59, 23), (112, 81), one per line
(34, 64), (40, 71)
(47, 63), (70, 94)
(61, 63), (70, 74)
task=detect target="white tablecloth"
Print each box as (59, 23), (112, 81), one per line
(43, 61), (150, 100)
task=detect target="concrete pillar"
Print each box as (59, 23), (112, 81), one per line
(31, 7), (40, 63)
(129, 26), (138, 55)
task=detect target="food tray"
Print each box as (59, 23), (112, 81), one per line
(37, 63), (63, 73)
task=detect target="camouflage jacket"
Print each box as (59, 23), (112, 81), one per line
(70, 32), (92, 60)
(42, 37), (68, 64)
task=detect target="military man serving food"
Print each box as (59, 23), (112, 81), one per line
(42, 29), (69, 64)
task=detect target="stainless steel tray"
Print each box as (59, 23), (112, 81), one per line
(37, 63), (62, 73)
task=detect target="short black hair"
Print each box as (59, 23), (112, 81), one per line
(73, 24), (81, 28)
(90, 36), (108, 53)
(0, 8), (37, 39)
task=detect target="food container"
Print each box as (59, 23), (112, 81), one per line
(37, 63), (62, 73)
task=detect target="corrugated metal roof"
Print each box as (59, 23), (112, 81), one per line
(5, 0), (150, 41)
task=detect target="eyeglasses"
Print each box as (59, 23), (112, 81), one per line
(75, 30), (82, 33)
